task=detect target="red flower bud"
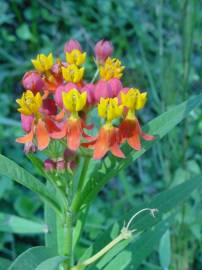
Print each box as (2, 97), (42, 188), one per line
(80, 83), (95, 106)
(44, 159), (56, 171)
(64, 39), (82, 53)
(94, 80), (113, 103)
(22, 71), (44, 93)
(108, 78), (123, 97)
(94, 40), (113, 64)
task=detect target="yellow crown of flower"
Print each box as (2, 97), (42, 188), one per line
(62, 65), (84, 83)
(66, 50), (86, 66)
(99, 57), (125, 80)
(121, 88), (147, 111)
(98, 97), (123, 122)
(31, 53), (54, 72)
(16, 90), (42, 115)
(62, 89), (87, 113)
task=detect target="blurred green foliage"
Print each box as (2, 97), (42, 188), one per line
(0, 0), (202, 269)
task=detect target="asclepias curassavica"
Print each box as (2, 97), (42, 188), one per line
(1, 38), (201, 270)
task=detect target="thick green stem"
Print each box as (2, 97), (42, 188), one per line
(63, 210), (73, 270)
(71, 157), (90, 213)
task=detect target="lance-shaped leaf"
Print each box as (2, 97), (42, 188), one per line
(8, 246), (55, 270)
(73, 94), (202, 212)
(0, 212), (47, 234)
(0, 154), (61, 215)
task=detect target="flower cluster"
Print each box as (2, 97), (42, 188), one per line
(16, 39), (154, 166)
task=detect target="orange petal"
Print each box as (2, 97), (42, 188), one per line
(36, 119), (50, 150)
(93, 128), (109, 160)
(128, 134), (141, 151)
(50, 122), (67, 139)
(53, 110), (65, 121)
(111, 144), (125, 158)
(141, 131), (155, 141)
(16, 129), (34, 144)
(67, 120), (81, 151)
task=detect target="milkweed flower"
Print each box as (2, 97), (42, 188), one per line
(65, 50), (86, 66)
(53, 89), (92, 151)
(62, 65), (84, 83)
(31, 53), (54, 73)
(119, 88), (154, 150)
(84, 97), (125, 159)
(16, 39), (154, 162)
(99, 57), (125, 80)
(16, 90), (60, 150)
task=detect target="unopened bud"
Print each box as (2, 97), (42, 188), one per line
(64, 39), (82, 53)
(67, 160), (77, 171)
(24, 142), (36, 154)
(22, 71), (44, 93)
(94, 40), (113, 64)
(64, 148), (76, 160)
(56, 159), (66, 171)
(44, 159), (56, 172)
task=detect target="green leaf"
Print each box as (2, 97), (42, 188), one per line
(8, 246), (56, 270)
(0, 257), (11, 270)
(84, 174), (202, 269)
(16, 23), (32, 40)
(159, 230), (171, 268)
(0, 154), (61, 215)
(0, 212), (47, 234)
(103, 250), (132, 270)
(75, 94), (202, 212)
(35, 256), (67, 270)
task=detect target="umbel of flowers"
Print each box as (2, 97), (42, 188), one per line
(16, 39), (154, 169)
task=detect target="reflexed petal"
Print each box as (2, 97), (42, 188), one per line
(36, 119), (50, 150)
(16, 129), (34, 144)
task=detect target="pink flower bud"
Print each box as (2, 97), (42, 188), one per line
(64, 39), (82, 53)
(22, 71), (44, 93)
(80, 83), (95, 106)
(21, 114), (34, 133)
(24, 142), (36, 154)
(94, 40), (113, 63)
(44, 159), (56, 171)
(108, 78), (123, 97)
(64, 148), (76, 160)
(56, 159), (66, 171)
(54, 83), (78, 108)
(94, 80), (113, 103)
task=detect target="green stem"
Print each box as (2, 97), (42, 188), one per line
(63, 210), (73, 269)
(91, 69), (99, 83)
(71, 157), (90, 213)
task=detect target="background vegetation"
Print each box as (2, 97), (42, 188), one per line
(0, 0), (202, 269)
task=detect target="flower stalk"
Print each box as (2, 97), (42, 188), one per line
(71, 208), (158, 270)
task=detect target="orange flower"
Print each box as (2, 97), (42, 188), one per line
(119, 118), (154, 151)
(54, 89), (93, 151)
(92, 126), (124, 160)
(83, 97), (124, 159)
(119, 88), (154, 150)
(16, 91), (60, 150)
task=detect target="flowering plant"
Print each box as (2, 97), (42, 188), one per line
(0, 38), (201, 270)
